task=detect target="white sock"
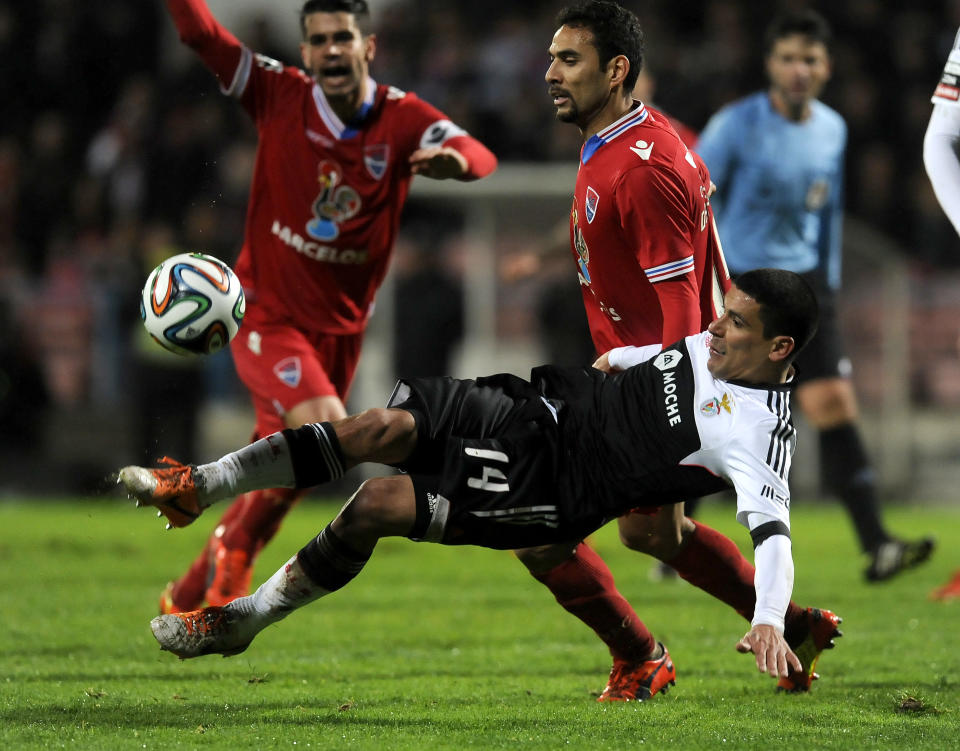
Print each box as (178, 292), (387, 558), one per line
(193, 432), (296, 507)
(226, 555), (330, 628)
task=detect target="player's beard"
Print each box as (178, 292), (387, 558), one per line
(553, 96), (579, 123)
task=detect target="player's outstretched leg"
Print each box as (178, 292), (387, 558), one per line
(517, 541), (673, 701)
(778, 607), (843, 692)
(121, 414), (415, 530)
(150, 474), (415, 659)
(118, 431), (300, 529)
(152, 553), (328, 658)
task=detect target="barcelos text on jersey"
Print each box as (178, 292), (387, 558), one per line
(306, 158), (361, 242)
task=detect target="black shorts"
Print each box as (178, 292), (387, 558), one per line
(793, 271), (849, 384)
(386, 374), (609, 549)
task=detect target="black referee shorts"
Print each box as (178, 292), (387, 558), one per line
(385, 374), (608, 549)
(794, 271), (850, 384)
(730, 269), (849, 384)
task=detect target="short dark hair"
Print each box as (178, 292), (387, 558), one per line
(734, 269), (819, 360)
(556, 1), (645, 92)
(764, 9), (832, 56)
(300, 0), (370, 37)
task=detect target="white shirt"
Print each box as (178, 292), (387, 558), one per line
(924, 27), (960, 237)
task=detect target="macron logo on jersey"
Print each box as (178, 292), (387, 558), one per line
(630, 140), (654, 160)
(419, 120), (467, 149)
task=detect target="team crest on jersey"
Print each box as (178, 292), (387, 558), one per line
(653, 350), (684, 372)
(571, 203), (591, 285)
(585, 187), (600, 223)
(306, 159), (361, 241)
(700, 393), (731, 417)
(273, 357), (302, 388)
(364, 144), (390, 180)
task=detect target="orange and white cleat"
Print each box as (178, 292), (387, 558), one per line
(150, 606), (256, 659)
(205, 543), (254, 607)
(777, 608), (843, 693)
(118, 457), (204, 529)
(597, 643), (676, 702)
(930, 568), (960, 601)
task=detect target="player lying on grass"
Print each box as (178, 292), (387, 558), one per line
(119, 269), (841, 697)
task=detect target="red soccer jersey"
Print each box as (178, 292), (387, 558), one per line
(168, 0), (494, 335)
(569, 103), (730, 355)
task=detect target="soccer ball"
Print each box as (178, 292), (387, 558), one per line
(140, 252), (245, 356)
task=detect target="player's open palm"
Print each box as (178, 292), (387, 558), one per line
(735, 624), (802, 678)
(409, 146), (468, 179)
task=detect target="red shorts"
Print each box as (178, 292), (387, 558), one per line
(230, 315), (363, 439)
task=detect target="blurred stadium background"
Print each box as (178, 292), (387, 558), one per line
(2, 0), (960, 503)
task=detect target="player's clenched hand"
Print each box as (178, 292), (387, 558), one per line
(409, 146), (468, 179)
(735, 624), (802, 678)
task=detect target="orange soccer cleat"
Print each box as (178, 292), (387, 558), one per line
(597, 643), (676, 702)
(777, 608), (843, 693)
(118, 457), (204, 529)
(205, 543), (254, 607)
(150, 606), (255, 659)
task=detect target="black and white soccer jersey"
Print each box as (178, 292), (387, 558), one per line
(390, 331), (796, 626)
(538, 331), (794, 535)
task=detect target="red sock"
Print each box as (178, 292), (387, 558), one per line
(668, 521), (805, 628)
(219, 486), (303, 555)
(667, 521), (757, 621)
(532, 542), (655, 663)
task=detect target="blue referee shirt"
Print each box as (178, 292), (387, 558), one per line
(696, 92), (847, 289)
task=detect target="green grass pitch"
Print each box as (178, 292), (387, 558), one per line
(1, 496), (958, 750)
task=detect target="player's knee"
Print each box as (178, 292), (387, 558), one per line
(618, 515), (683, 558)
(513, 543), (578, 573)
(338, 476), (409, 536)
(618, 522), (654, 553)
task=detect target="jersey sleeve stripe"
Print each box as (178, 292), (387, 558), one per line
(222, 45), (252, 98)
(645, 256), (695, 282)
(763, 391), (796, 479)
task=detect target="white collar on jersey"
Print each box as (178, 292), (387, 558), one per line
(312, 75), (378, 140)
(581, 100), (649, 164)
